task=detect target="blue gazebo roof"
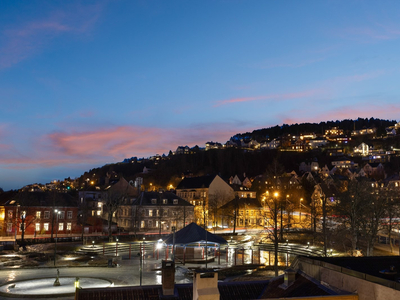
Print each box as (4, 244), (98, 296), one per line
(163, 222), (227, 245)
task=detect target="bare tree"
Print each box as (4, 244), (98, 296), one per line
(263, 191), (280, 277)
(104, 189), (126, 242)
(15, 191), (38, 248)
(384, 190), (400, 253)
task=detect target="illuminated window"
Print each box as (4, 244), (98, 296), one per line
(59, 223), (64, 231)
(141, 221), (145, 228)
(98, 203), (102, 208)
(97, 211), (101, 216)
(35, 223), (40, 231)
(36, 211), (41, 219)
(67, 223), (71, 231)
(44, 223), (49, 231)
(163, 199), (167, 204)
(149, 210), (153, 217)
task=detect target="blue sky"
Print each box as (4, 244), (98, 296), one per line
(1, 0), (400, 190)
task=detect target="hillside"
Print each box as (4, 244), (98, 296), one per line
(75, 118), (400, 190)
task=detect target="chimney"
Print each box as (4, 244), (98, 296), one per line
(162, 260), (175, 296)
(279, 268), (296, 289)
(193, 270), (219, 300)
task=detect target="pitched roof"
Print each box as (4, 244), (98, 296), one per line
(163, 222), (227, 245)
(133, 191), (193, 206)
(4, 191), (77, 207)
(176, 175), (217, 189)
(220, 197), (262, 210)
(309, 256), (400, 282)
(261, 271), (336, 298)
(75, 270), (344, 300)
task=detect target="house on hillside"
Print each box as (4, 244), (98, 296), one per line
(176, 175), (234, 227)
(132, 191), (193, 232)
(220, 197), (264, 229)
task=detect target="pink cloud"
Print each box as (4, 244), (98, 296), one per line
(0, 123), (245, 169)
(0, 3), (104, 68)
(214, 89), (321, 107)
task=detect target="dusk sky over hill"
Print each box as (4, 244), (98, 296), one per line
(1, 1), (400, 190)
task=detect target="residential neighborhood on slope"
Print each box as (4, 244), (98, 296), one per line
(1, 118), (400, 258)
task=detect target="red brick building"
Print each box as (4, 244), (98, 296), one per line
(0, 191), (80, 237)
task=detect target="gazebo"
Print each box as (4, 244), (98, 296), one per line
(163, 223), (227, 264)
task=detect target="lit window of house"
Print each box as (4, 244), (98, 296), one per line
(35, 223), (40, 231)
(44, 211), (50, 219)
(67, 223), (72, 231)
(156, 221), (159, 228)
(141, 221), (145, 228)
(36, 211), (41, 219)
(97, 211), (101, 216)
(149, 210), (153, 217)
(44, 223), (49, 231)
(163, 199), (168, 204)
(59, 223), (64, 231)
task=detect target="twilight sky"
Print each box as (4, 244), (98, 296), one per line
(1, 1), (400, 190)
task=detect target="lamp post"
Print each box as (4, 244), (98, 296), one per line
(299, 198), (303, 223)
(54, 210), (61, 266)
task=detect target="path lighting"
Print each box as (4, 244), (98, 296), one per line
(286, 239), (288, 246)
(75, 277), (80, 289)
(92, 241), (95, 248)
(231, 236), (233, 242)
(307, 242), (310, 249)
(156, 240), (163, 250)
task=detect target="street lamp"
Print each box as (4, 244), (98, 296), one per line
(299, 198), (303, 222)
(54, 210), (61, 266)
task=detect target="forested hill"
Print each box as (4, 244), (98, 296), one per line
(231, 118), (396, 142)
(77, 117), (400, 189)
